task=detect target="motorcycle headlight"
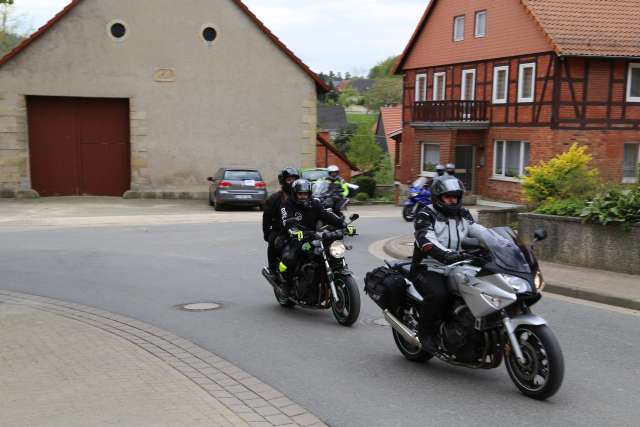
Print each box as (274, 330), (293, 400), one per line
(329, 241), (346, 259)
(502, 274), (532, 294)
(534, 271), (545, 292)
(409, 192), (419, 198)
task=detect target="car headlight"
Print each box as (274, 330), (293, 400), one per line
(534, 271), (545, 292)
(329, 241), (346, 259)
(409, 192), (419, 198)
(502, 274), (532, 294)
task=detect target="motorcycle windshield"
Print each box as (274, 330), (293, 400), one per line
(312, 181), (330, 197)
(412, 177), (428, 188)
(476, 228), (531, 274)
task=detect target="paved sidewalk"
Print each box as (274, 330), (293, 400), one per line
(383, 235), (640, 311)
(0, 291), (326, 427)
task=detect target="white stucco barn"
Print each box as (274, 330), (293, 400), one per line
(0, 0), (327, 197)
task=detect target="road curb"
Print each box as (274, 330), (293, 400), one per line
(382, 235), (639, 311)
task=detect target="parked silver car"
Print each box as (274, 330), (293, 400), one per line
(207, 168), (267, 211)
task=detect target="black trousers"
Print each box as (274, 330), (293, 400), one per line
(281, 240), (302, 278)
(267, 233), (285, 270)
(411, 266), (451, 335)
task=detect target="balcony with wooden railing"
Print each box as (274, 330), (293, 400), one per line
(412, 100), (490, 128)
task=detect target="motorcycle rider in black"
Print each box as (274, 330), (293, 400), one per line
(262, 167), (300, 276)
(278, 179), (350, 296)
(410, 175), (487, 351)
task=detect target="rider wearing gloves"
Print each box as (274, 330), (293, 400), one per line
(262, 167), (300, 275)
(279, 179), (355, 296)
(411, 175), (487, 350)
(325, 165), (350, 198)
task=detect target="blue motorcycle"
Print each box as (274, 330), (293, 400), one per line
(402, 177), (432, 222)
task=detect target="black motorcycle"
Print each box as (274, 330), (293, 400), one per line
(262, 214), (361, 326)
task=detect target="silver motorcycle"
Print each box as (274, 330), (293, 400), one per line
(372, 227), (564, 400)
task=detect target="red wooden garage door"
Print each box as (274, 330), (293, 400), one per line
(27, 96), (130, 197)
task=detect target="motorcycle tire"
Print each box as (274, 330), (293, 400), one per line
(402, 205), (417, 222)
(392, 306), (433, 363)
(504, 324), (564, 400)
(331, 275), (360, 327)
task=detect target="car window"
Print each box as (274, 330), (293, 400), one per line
(302, 170), (328, 181)
(224, 170), (262, 181)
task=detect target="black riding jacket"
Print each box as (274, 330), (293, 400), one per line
(262, 191), (287, 241)
(280, 198), (344, 235)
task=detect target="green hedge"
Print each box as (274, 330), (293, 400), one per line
(353, 176), (376, 198)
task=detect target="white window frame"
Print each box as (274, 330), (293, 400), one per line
(415, 73), (427, 102)
(623, 142), (640, 183)
(453, 15), (465, 42)
(493, 140), (530, 181)
(421, 143), (441, 174)
(474, 10), (487, 38)
(517, 63), (536, 103)
(492, 65), (509, 104)
(433, 72), (447, 101)
(461, 69), (476, 101)
(626, 63), (640, 103)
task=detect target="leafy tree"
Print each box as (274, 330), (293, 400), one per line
(337, 84), (361, 107)
(1, 1), (25, 56)
(346, 122), (383, 175)
(0, 1), (14, 5)
(368, 55), (400, 79)
(364, 77), (402, 110)
(344, 72), (351, 80)
(333, 123), (357, 153)
(374, 154), (394, 185)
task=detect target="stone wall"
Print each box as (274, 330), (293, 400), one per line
(477, 207), (523, 228)
(518, 213), (640, 275)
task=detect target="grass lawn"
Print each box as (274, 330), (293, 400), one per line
(346, 112), (379, 130)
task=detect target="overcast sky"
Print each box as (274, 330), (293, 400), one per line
(10, 0), (429, 76)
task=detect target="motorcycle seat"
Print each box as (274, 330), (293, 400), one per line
(388, 261), (412, 275)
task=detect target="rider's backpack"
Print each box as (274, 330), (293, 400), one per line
(364, 267), (408, 310)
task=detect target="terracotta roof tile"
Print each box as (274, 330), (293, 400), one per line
(379, 106), (403, 143)
(521, 0), (640, 57)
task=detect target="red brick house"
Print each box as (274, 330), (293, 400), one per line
(394, 0), (640, 202)
(316, 132), (359, 180)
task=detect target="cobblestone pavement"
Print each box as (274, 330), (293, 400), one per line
(0, 291), (326, 427)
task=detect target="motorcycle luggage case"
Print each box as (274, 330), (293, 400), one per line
(364, 267), (408, 310)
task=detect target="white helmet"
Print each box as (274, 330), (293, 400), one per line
(327, 165), (340, 173)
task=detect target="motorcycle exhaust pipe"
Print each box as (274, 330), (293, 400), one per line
(383, 309), (422, 348)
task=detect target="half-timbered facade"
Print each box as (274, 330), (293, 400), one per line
(394, 0), (640, 201)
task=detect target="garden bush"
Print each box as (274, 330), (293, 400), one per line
(522, 144), (601, 206)
(355, 192), (370, 202)
(580, 184), (640, 226)
(353, 176), (377, 198)
(535, 197), (587, 217)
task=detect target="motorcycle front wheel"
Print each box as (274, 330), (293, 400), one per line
(331, 275), (360, 327)
(402, 205), (417, 222)
(504, 324), (564, 400)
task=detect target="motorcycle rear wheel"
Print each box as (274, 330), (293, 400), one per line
(504, 324), (564, 400)
(331, 276), (360, 327)
(392, 306), (433, 363)
(402, 205), (417, 222)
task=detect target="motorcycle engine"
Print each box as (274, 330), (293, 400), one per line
(441, 300), (480, 359)
(297, 263), (319, 304)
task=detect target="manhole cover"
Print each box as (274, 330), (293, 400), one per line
(178, 302), (222, 311)
(373, 318), (390, 327)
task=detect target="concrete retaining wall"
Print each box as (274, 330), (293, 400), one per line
(478, 207), (523, 228)
(518, 213), (640, 275)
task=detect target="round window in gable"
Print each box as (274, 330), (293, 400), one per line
(202, 27), (217, 42)
(111, 23), (126, 39)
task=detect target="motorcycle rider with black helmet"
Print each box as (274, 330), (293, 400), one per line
(411, 175), (488, 351)
(278, 178), (353, 296)
(262, 167), (300, 276)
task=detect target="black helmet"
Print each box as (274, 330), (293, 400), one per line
(278, 167), (300, 194)
(291, 179), (313, 207)
(435, 164), (446, 176)
(431, 176), (464, 217)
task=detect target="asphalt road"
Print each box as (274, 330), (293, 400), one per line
(1, 209), (638, 427)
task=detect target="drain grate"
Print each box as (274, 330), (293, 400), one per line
(177, 302), (222, 312)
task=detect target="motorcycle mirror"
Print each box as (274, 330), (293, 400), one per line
(533, 228), (548, 242)
(349, 214), (359, 222)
